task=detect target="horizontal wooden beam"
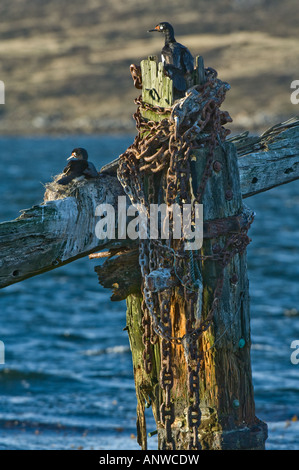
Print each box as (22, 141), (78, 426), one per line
(233, 117), (299, 198)
(0, 118), (298, 289)
(0, 175), (127, 289)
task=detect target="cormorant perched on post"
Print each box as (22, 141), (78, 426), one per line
(148, 22), (194, 92)
(57, 148), (98, 185)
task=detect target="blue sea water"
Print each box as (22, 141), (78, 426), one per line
(0, 135), (298, 450)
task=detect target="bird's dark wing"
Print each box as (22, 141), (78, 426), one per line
(61, 159), (88, 176)
(68, 160), (88, 173)
(57, 160), (89, 185)
(83, 161), (98, 178)
(180, 46), (194, 74)
(62, 161), (73, 175)
(164, 64), (187, 91)
(172, 43), (194, 74)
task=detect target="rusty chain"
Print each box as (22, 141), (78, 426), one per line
(117, 65), (253, 449)
(159, 293), (175, 449)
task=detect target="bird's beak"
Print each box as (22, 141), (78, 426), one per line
(148, 26), (160, 32)
(67, 153), (75, 160)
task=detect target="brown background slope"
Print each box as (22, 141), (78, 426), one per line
(0, 0), (298, 135)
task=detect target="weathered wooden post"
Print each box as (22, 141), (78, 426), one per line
(103, 56), (268, 450)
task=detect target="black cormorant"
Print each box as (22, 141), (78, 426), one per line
(148, 22), (194, 92)
(57, 148), (98, 185)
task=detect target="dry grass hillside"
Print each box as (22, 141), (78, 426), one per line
(0, 0), (298, 135)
